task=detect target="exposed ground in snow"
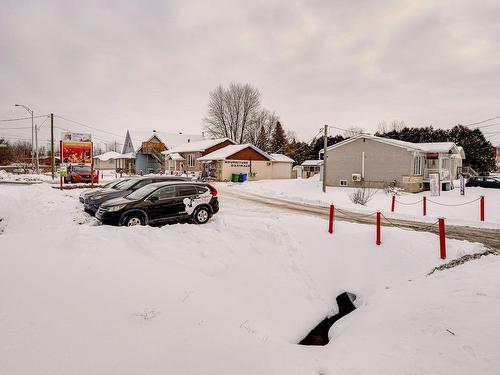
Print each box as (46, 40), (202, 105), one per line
(1, 183), (499, 374)
(227, 176), (500, 228)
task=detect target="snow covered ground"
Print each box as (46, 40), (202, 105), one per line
(1, 183), (499, 374)
(227, 176), (500, 228)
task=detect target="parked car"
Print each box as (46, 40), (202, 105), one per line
(64, 165), (99, 184)
(466, 176), (500, 189)
(96, 181), (219, 226)
(84, 176), (191, 214)
(79, 178), (133, 203)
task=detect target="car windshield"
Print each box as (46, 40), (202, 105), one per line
(116, 178), (139, 190)
(126, 184), (159, 200)
(72, 166), (91, 173)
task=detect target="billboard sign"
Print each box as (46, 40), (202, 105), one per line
(61, 132), (93, 166)
(429, 173), (440, 196)
(61, 141), (92, 165)
(62, 132), (92, 143)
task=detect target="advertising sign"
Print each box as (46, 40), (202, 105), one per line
(61, 141), (92, 165)
(460, 175), (465, 195)
(62, 132), (92, 142)
(59, 163), (67, 177)
(429, 173), (440, 196)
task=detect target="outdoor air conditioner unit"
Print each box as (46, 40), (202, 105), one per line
(352, 173), (362, 182)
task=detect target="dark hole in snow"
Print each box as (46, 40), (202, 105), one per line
(299, 292), (356, 346)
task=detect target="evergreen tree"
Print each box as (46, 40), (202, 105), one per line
(270, 121), (288, 152)
(310, 135), (345, 158)
(448, 125), (495, 175)
(256, 126), (268, 151)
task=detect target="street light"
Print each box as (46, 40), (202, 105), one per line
(14, 103), (39, 173)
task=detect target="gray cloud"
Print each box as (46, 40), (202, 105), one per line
(1, 0), (500, 147)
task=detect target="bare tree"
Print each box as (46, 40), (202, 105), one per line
(245, 109), (279, 151)
(343, 126), (366, 138)
(203, 82), (261, 144)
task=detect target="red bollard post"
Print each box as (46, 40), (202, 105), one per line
(376, 211), (381, 246)
(439, 218), (446, 260)
(423, 196), (427, 216)
(480, 196), (485, 222)
(328, 204), (334, 234)
(391, 195), (396, 212)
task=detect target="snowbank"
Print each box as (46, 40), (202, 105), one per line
(0, 184), (498, 374)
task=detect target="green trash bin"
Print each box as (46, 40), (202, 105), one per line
(231, 173), (240, 183)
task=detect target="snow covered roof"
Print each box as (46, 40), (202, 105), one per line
(198, 144), (271, 161)
(301, 159), (323, 166)
(126, 130), (205, 152)
(324, 134), (462, 155)
(162, 138), (235, 155)
(94, 151), (136, 161)
(166, 153), (185, 161)
(270, 153), (294, 163)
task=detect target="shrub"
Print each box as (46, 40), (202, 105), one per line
(350, 187), (377, 206)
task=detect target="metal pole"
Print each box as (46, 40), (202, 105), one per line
(31, 110), (34, 170)
(35, 116), (39, 174)
(50, 113), (55, 179)
(322, 124), (328, 193)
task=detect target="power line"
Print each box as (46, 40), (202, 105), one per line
(54, 114), (125, 139)
(0, 126), (32, 130)
(0, 114), (49, 122)
(463, 114), (500, 127)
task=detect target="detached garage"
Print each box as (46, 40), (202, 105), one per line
(197, 144), (294, 181)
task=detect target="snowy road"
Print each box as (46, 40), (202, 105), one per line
(1, 183), (499, 375)
(219, 185), (500, 250)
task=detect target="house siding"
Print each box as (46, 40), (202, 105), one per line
(325, 138), (413, 188)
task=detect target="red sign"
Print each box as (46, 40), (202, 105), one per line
(426, 152), (439, 159)
(62, 141), (92, 165)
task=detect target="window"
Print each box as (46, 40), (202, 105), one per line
(340, 180), (348, 187)
(176, 185), (197, 197)
(132, 179), (152, 190)
(413, 156), (423, 175)
(151, 186), (176, 200)
(187, 154), (196, 167)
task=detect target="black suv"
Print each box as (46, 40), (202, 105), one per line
(84, 176), (191, 214)
(466, 176), (500, 189)
(95, 181), (219, 226)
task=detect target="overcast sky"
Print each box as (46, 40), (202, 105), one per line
(1, 0), (500, 147)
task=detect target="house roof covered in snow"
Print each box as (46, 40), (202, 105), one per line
(166, 152), (185, 161)
(270, 153), (294, 163)
(324, 134), (462, 156)
(198, 144), (272, 161)
(301, 159), (323, 166)
(94, 151), (135, 161)
(123, 130), (205, 153)
(162, 138), (236, 155)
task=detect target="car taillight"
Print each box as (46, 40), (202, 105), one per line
(207, 184), (217, 197)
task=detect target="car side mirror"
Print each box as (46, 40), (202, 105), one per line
(149, 196), (159, 203)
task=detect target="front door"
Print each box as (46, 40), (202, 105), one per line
(146, 185), (178, 223)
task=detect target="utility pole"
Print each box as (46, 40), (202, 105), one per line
(35, 121), (39, 173)
(50, 113), (55, 179)
(322, 124), (328, 193)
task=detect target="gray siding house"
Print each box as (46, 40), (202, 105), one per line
(322, 135), (464, 192)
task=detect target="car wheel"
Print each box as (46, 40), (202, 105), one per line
(122, 214), (145, 227)
(193, 207), (210, 224)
